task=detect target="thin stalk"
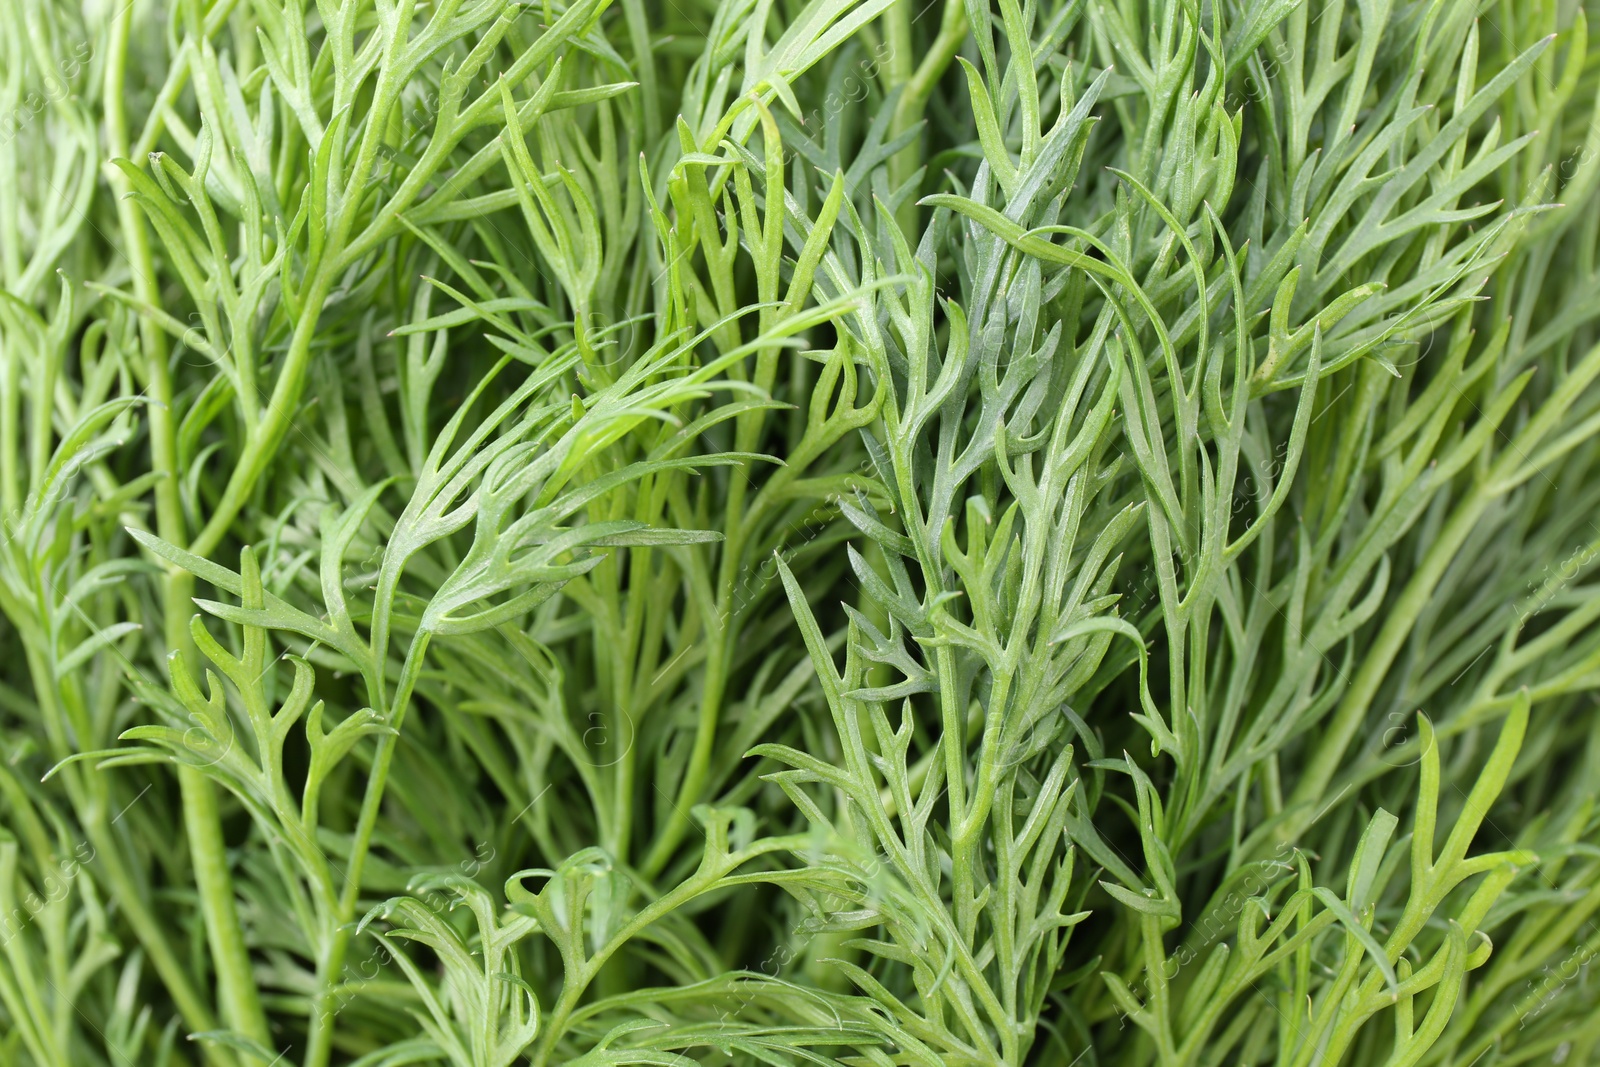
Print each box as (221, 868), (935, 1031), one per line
(181, 766), (272, 1049)
(889, 0), (967, 234)
(106, 4), (264, 1057)
(186, 270), (335, 561)
(640, 382), (765, 876)
(641, 611), (728, 877)
(303, 632), (432, 1067)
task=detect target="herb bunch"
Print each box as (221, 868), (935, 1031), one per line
(2, 0), (1600, 1065)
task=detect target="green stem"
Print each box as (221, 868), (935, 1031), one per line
(640, 384), (762, 876)
(641, 629), (727, 877)
(181, 767), (271, 1047)
(104, 10), (183, 600)
(303, 633), (431, 1067)
(881, 0), (914, 96)
(107, 6), (263, 1059)
(187, 271), (333, 561)
(882, 0), (915, 195)
(889, 0), (967, 235)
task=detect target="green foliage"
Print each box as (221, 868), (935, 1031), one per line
(2, 0), (1600, 1065)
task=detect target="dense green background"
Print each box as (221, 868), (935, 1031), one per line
(1, 0), (1599, 1065)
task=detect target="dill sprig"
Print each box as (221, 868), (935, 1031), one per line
(1, 0), (1599, 1066)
